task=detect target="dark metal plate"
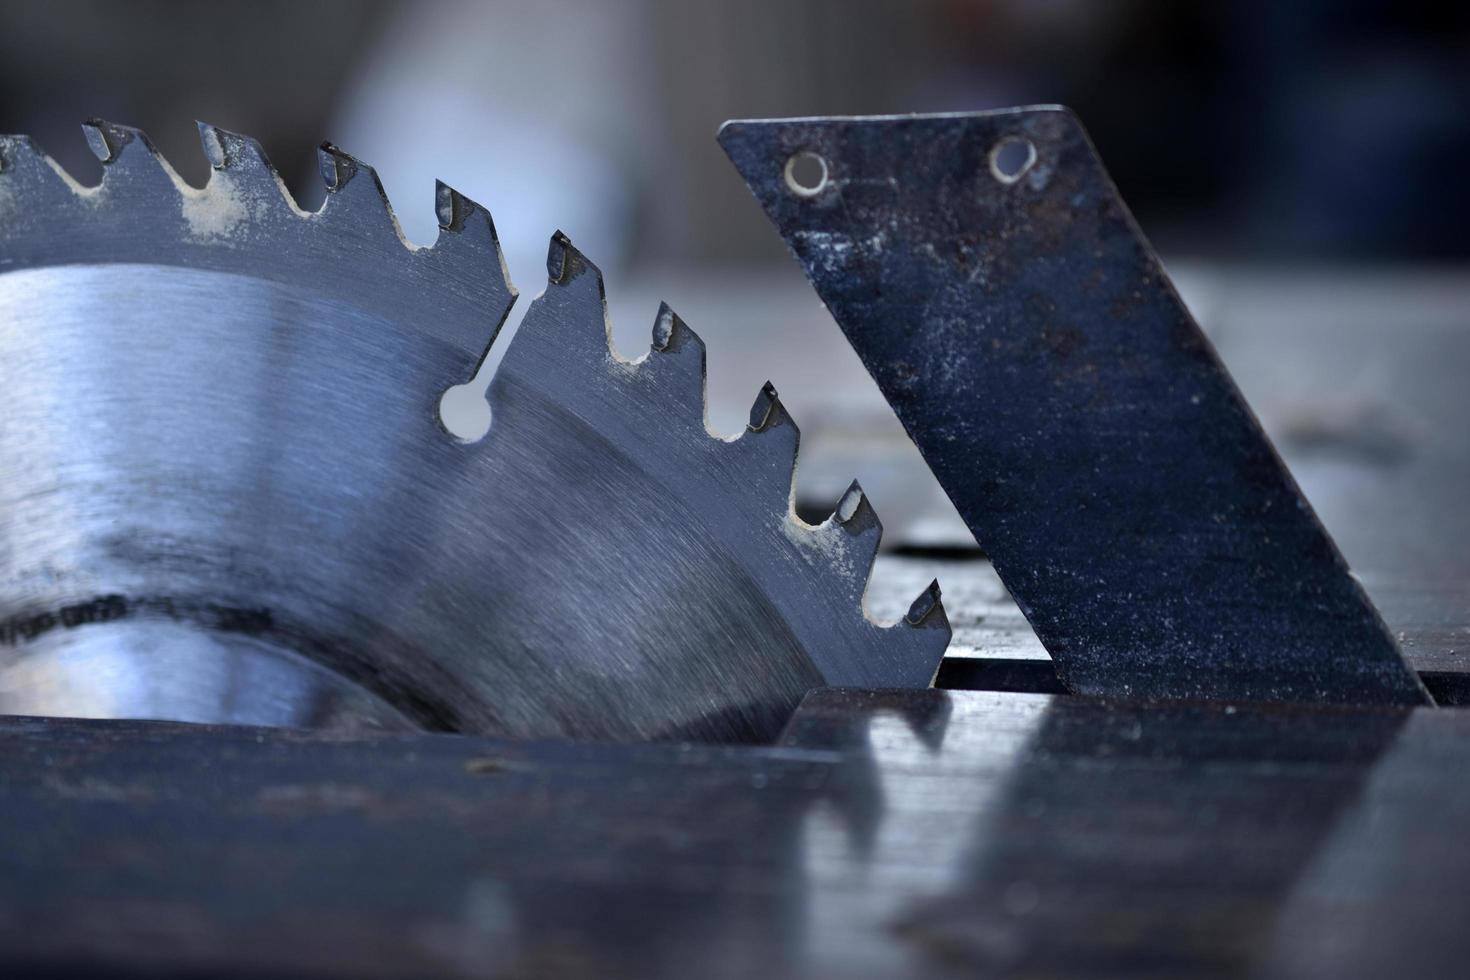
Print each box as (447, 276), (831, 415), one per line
(719, 108), (1428, 706)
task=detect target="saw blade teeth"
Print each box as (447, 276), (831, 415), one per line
(650, 301), (687, 353)
(0, 133), (83, 199)
(901, 579), (952, 685)
(433, 180), (474, 232)
(493, 230), (615, 378)
(196, 122), (278, 182)
(644, 301), (708, 416)
(545, 228), (603, 289)
(905, 579), (949, 630)
(431, 179), (516, 297)
(1, 119), (955, 735)
(650, 302), (707, 366)
(316, 141), (407, 240)
(747, 380), (789, 433)
(316, 141), (358, 193)
(816, 479), (883, 604)
(833, 479), (875, 528)
(190, 122), (309, 233)
(539, 230), (615, 351)
(81, 119), (180, 192)
(834, 481), (883, 552)
(196, 121), (230, 170)
(741, 380), (800, 507)
(81, 118), (135, 166)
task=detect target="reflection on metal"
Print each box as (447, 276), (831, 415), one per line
(0, 121), (950, 742)
(721, 108), (1428, 706)
(1260, 711), (1462, 977)
(7, 693), (1467, 976)
(787, 690), (1049, 976)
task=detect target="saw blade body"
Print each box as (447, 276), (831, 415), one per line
(0, 122), (949, 742)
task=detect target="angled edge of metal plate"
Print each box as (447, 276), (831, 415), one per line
(719, 107), (1430, 706)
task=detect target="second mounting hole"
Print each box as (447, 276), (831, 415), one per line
(784, 151), (828, 197)
(439, 383), (491, 443)
(989, 137), (1036, 184)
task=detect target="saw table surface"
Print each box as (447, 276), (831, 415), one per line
(2, 692), (1467, 979)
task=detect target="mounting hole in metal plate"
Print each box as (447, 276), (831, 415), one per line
(989, 136), (1036, 184)
(439, 383), (491, 443)
(784, 151), (829, 197)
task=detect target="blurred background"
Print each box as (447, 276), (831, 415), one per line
(4, 1), (1466, 264)
(1, 0), (1466, 583)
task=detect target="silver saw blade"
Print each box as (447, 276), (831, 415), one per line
(0, 120), (950, 743)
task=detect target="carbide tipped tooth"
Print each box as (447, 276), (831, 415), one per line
(651, 303), (707, 362)
(650, 301), (680, 352)
(643, 302), (708, 420)
(496, 231), (610, 366)
(197, 122), (273, 177)
(316, 141), (405, 239)
(547, 230), (570, 282)
(900, 579), (952, 686)
(816, 479), (883, 603)
(318, 143), (385, 206)
(740, 380), (800, 508)
(197, 122), (230, 170)
(434, 180), (471, 231)
(81, 119), (178, 192)
(316, 141), (358, 192)
(541, 232), (609, 337)
(431, 180), (513, 294)
(81, 118), (135, 165)
(747, 380), (790, 433)
(905, 579), (948, 629)
(190, 123), (298, 232)
(746, 381), (799, 445)
(833, 479), (874, 528)
(545, 228), (603, 288)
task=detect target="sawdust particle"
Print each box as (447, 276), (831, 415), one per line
(181, 172), (249, 241)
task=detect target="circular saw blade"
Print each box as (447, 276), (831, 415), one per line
(0, 121), (950, 742)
